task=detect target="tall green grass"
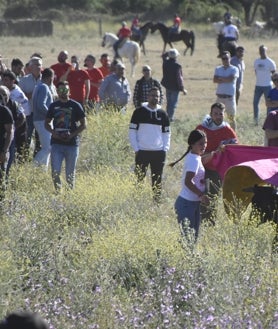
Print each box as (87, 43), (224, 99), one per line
(0, 111), (277, 329)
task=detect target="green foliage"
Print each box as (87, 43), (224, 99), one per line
(0, 110), (277, 328)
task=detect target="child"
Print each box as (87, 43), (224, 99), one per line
(170, 129), (213, 239)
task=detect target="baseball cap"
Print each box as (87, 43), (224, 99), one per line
(168, 48), (180, 59)
(116, 62), (125, 69)
(142, 65), (151, 72)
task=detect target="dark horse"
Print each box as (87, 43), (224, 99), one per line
(130, 21), (153, 56)
(151, 22), (195, 55)
(217, 34), (237, 57)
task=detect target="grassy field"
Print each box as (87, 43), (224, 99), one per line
(0, 21), (277, 328)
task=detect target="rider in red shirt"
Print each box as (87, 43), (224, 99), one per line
(131, 15), (141, 37)
(168, 14), (182, 40)
(113, 21), (132, 58)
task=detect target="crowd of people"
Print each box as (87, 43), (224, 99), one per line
(1, 13), (278, 239)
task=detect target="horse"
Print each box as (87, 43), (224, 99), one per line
(130, 21), (153, 55)
(151, 22), (195, 55)
(217, 34), (237, 57)
(102, 32), (140, 77)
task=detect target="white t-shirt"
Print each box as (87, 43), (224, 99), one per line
(179, 152), (205, 201)
(10, 84), (31, 116)
(254, 57), (276, 86)
(222, 24), (238, 39)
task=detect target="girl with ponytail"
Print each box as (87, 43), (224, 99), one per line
(172, 129), (211, 239)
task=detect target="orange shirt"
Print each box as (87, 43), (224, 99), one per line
(174, 16), (181, 27)
(98, 65), (110, 78)
(67, 69), (90, 103)
(118, 26), (132, 39)
(86, 68), (104, 102)
(50, 62), (73, 86)
(196, 124), (237, 170)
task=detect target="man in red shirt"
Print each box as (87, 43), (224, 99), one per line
(84, 54), (104, 107)
(98, 53), (111, 78)
(62, 55), (90, 108)
(50, 50), (73, 87)
(113, 21), (132, 58)
(169, 14), (182, 39)
(196, 102), (238, 220)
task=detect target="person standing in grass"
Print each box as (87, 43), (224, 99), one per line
(45, 81), (86, 191)
(170, 130), (211, 239)
(129, 86), (170, 202)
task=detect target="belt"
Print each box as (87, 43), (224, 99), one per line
(217, 94), (232, 98)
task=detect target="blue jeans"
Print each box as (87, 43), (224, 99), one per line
(34, 121), (51, 167)
(174, 195), (201, 239)
(50, 143), (79, 190)
(166, 89), (179, 121)
(253, 85), (271, 120)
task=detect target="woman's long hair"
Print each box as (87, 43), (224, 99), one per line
(169, 129), (207, 167)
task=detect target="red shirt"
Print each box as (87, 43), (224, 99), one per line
(98, 65), (110, 78)
(174, 16), (181, 27)
(67, 69), (90, 103)
(50, 62), (73, 86)
(118, 26), (132, 39)
(196, 124), (238, 170)
(131, 17), (139, 29)
(86, 68), (104, 102)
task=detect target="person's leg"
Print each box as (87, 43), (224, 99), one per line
(6, 139), (15, 176)
(0, 160), (8, 200)
(225, 97), (237, 130)
(64, 145), (79, 189)
(174, 196), (200, 239)
(33, 121), (51, 167)
(166, 89), (179, 121)
(50, 144), (64, 191)
(263, 86), (272, 117)
(134, 150), (150, 183)
(236, 89), (240, 105)
(201, 169), (221, 224)
(149, 150), (166, 201)
(253, 86), (263, 124)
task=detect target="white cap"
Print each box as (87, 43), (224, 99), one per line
(168, 48), (180, 58)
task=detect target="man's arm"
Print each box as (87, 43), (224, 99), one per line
(0, 123), (14, 164)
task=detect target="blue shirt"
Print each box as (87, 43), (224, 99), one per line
(214, 64), (239, 96)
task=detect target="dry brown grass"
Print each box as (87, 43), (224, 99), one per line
(1, 21), (278, 144)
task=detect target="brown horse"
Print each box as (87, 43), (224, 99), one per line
(130, 21), (153, 56)
(151, 22), (195, 55)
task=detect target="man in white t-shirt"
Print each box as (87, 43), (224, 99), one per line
(253, 45), (276, 125)
(213, 51), (239, 130)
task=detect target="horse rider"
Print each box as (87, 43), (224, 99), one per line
(168, 14), (181, 39)
(113, 21), (132, 59)
(218, 13), (239, 57)
(131, 15), (142, 38)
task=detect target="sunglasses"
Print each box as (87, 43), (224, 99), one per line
(273, 79), (278, 82)
(57, 87), (69, 92)
(222, 57), (229, 60)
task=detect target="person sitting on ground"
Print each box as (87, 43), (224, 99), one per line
(113, 21), (132, 59)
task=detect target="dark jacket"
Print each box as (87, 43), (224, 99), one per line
(161, 55), (184, 91)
